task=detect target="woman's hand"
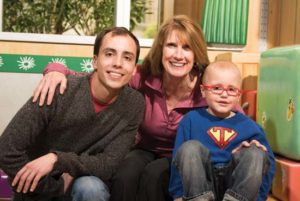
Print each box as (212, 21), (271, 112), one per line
(32, 72), (67, 106)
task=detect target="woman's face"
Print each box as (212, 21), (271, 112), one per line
(162, 30), (195, 78)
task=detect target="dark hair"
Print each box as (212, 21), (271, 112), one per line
(93, 27), (140, 64)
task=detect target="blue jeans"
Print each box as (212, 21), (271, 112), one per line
(173, 140), (269, 201)
(13, 176), (110, 201)
(71, 176), (110, 201)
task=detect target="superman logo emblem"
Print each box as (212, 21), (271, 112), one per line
(207, 127), (237, 149)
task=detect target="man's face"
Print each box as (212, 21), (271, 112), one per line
(93, 33), (137, 91)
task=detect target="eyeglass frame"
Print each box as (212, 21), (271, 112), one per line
(201, 84), (242, 97)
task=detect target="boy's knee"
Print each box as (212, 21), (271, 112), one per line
(72, 176), (110, 201)
(177, 140), (203, 156)
(238, 144), (267, 162)
(234, 144), (269, 176)
(176, 140), (209, 161)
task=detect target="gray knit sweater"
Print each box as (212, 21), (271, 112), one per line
(0, 74), (145, 199)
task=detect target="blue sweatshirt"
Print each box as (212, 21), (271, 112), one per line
(169, 108), (275, 201)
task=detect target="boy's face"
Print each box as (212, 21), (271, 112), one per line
(92, 33), (137, 91)
(201, 64), (242, 118)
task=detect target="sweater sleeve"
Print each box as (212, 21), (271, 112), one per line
(0, 97), (64, 195)
(256, 127), (276, 201)
(52, 92), (145, 180)
(44, 62), (87, 76)
(128, 65), (143, 90)
(53, 123), (139, 180)
(169, 117), (191, 199)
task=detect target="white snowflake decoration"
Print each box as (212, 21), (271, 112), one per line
(0, 56), (3, 67)
(80, 59), (94, 72)
(17, 56), (36, 71)
(50, 58), (67, 65)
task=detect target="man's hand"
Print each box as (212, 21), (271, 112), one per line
(12, 153), (58, 193)
(32, 71), (67, 106)
(232, 139), (267, 154)
(62, 173), (73, 193)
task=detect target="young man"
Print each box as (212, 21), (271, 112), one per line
(169, 61), (275, 201)
(0, 27), (145, 201)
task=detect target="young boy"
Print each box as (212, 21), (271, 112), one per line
(169, 61), (275, 201)
(0, 27), (145, 201)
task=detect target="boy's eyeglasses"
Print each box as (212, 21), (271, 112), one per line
(202, 84), (242, 97)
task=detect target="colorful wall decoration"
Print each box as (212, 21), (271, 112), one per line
(0, 54), (93, 73)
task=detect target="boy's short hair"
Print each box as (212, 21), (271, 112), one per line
(201, 61), (241, 84)
(93, 27), (140, 64)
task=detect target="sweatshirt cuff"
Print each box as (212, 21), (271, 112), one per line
(51, 150), (66, 173)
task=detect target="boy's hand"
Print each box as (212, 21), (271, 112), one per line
(12, 153), (58, 193)
(232, 139), (267, 154)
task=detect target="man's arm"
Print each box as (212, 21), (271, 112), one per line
(17, 116), (141, 193)
(0, 97), (64, 195)
(0, 98), (52, 176)
(53, 119), (141, 180)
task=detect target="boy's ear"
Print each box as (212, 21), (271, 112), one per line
(93, 55), (98, 71)
(238, 93), (242, 101)
(200, 85), (206, 98)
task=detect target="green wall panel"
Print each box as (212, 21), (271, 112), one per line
(0, 54), (142, 74)
(202, 0), (249, 45)
(0, 54), (93, 74)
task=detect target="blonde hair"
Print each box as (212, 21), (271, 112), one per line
(141, 15), (209, 76)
